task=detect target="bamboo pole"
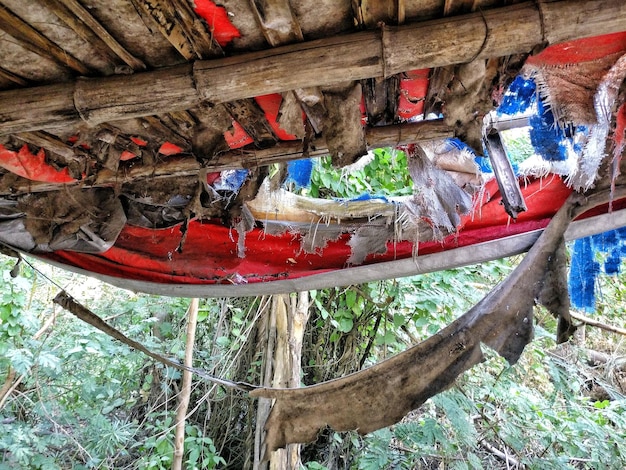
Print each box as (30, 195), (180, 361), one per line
(0, 0), (623, 135)
(43, 0), (146, 70)
(0, 119), (452, 196)
(173, 298), (199, 470)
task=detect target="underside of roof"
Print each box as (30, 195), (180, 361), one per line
(0, 0), (625, 296)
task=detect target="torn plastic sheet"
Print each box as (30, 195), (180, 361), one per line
(0, 144), (76, 183)
(35, 177), (581, 288)
(6, 189), (127, 254)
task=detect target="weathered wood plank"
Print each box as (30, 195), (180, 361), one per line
(541, 0), (626, 44)
(0, 0), (623, 135)
(356, 0), (400, 28)
(14, 131), (85, 165)
(382, 3), (541, 75)
(169, 0), (220, 58)
(73, 64), (198, 127)
(443, 0), (476, 16)
(131, 0), (220, 60)
(195, 31), (383, 103)
(43, 0), (146, 71)
(362, 76), (399, 126)
(0, 4), (91, 75)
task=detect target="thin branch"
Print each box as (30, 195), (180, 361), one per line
(173, 298), (199, 470)
(0, 367), (16, 410)
(479, 441), (521, 468)
(569, 310), (626, 336)
(53, 291), (257, 391)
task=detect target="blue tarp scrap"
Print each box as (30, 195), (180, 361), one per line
(215, 169), (249, 192)
(286, 159), (314, 189)
(343, 193), (389, 203)
(497, 75), (588, 164)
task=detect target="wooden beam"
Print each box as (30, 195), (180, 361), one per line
(0, 0), (624, 135)
(0, 4), (91, 75)
(443, 0), (476, 16)
(0, 120), (451, 195)
(43, 0), (146, 71)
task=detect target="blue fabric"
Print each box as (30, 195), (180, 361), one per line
(475, 156), (493, 174)
(216, 169), (248, 192)
(569, 237), (600, 312)
(286, 159), (314, 189)
(569, 227), (626, 312)
(446, 137), (473, 152)
(444, 138), (495, 175)
(497, 76), (537, 116)
(529, 99), (570, 162)
(345, 193), (389, 202)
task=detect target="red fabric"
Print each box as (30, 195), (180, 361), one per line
(192, 0), (241, 47)
(158, 142), (184, 156)
(224, 94), (298, 149)
(0, 144), (76, 183)
(398, 69), (429, 119)
(255, 94), (299, 141)
(526, 32), (626, 66)
(43, 176), (613, 287)
(224, 120), (254, 148)
(120, 150), (137, 161)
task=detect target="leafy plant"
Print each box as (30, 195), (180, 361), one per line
(306, 148), (413, 199)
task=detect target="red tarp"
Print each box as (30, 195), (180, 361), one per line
(5, 32), (625, 290)
(43, 177), (585, 286)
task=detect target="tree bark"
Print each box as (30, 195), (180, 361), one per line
(255, 293), (310, 469)
(172, 298), (200, 470)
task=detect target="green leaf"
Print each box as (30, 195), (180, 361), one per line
(467, 452), (483, 469)
(197, 309), (209, 322)
(187, 447), (200, 465)
(345, 290), (356, 309)
(7, 348), (33, 375)
(37, 351), (62, 373)
(337, 317), (353, 333)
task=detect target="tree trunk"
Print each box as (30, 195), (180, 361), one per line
(255, 292), (310, 469)
(172, 298), (200, 470)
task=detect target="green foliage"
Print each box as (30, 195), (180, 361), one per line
(306, 148), (413, 199)
(135, 416), (225, 470)
(0, 255), (227, 469)
(351, 332), (626, 470)
(1, 242), (625, 469)
(501, 127), (535, 164)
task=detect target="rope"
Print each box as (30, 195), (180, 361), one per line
(52, 291), (259, 392)
(1, 250), (259, 393)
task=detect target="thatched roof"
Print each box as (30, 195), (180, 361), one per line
(1, 0), (625, 295)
